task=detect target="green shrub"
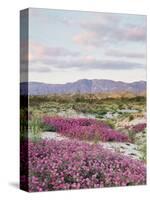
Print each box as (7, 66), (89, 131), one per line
(105, 120), (115, 129)
(41, 123), (56, 132)
(29, 117), (42, 137)
(129, 115), (134, 121)
(128, 130), (135, 143)
(140, 143), (147, 162)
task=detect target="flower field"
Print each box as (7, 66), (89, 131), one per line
(20, 94), (147, 192)
(21, 140), (146, 192)
(43, 117), (129, 142)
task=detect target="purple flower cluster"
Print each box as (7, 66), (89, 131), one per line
(21, 140), (146, 192)
(126, 123), (146, 134)
(43, 117), (129, 142)
(131, 123), (146, 133)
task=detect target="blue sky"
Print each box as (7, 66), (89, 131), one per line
(27, 8), (146, 83)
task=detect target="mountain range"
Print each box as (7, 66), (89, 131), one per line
(20, 79), (146, 95)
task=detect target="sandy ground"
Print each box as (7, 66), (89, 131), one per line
(101, 142), (142, 160)
(41, 131), (68, 141)
(117, 113), (146, 127)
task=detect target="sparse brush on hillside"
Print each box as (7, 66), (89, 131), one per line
(29, 95), (146, 121)
(29, 94), (146, 106)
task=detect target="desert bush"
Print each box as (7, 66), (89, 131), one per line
(129, 115), (134, 121)
(105, 119), (116, 129)
(128, 130), (136, 143)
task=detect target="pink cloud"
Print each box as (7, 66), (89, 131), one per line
(73, 32), (97, 46)
(125, 27), (146, 41)
(29, 42), (45, 61)
(29, 41), (80, 62)
(73, 17), (146, 48)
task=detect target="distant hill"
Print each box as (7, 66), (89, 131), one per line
(20, 79), (146, 95)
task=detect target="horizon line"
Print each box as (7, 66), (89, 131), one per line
(21, 78), (147, 85)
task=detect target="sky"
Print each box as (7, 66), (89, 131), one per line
(25, 8), (146, 83)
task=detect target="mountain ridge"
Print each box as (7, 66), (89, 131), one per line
(20, 79), (146, 95)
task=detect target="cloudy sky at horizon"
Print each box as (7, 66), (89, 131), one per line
(25, 8), (146, 84)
